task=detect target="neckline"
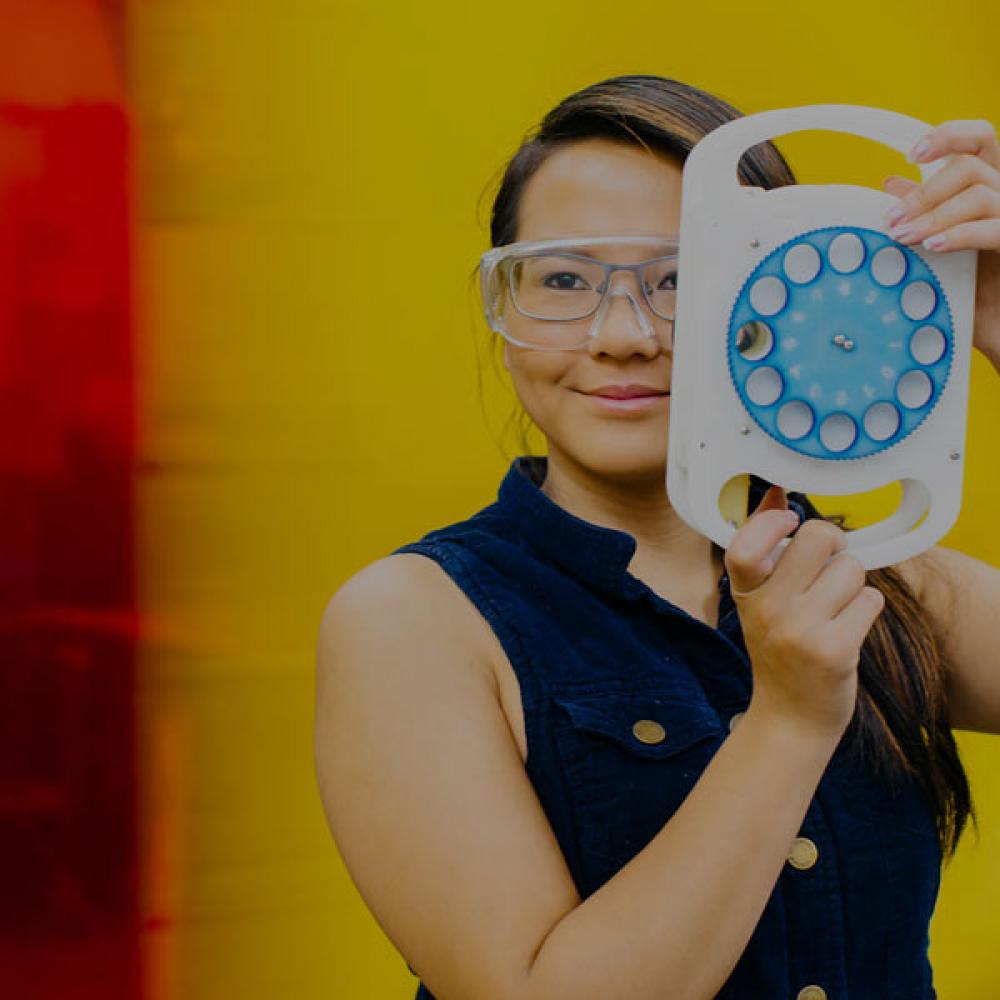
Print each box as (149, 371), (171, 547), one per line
(495, 455), (736, 616)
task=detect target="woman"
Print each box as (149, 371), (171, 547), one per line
(314, 76), (1000, 999)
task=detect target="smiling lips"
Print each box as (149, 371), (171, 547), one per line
(580, 384), (671, 414)
(585, 383), (670, 398)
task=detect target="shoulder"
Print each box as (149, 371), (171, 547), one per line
(887, 551), (930, 602)
(887, 544), (1000, 733)
(887, 546), (958, 621)
(322, 550), (468, 618)
(316, 552), (500, 692)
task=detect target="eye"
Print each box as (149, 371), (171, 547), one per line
(643, 258), (679, 293)
(543, 271), (590, 290)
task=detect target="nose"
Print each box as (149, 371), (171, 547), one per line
(586, 283), (672, 358)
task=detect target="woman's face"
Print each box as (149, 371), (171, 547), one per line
(503, 137), (683, 485)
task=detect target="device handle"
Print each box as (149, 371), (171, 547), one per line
(685, 104), (944, 200)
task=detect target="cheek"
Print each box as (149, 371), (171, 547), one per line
(508, 356), (570, 411)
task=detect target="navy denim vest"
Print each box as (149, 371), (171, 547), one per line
(392, 455), (942, 1000)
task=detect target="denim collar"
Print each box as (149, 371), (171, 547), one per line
(496, 455), (640, 597)
(495, 454), (759, 604)
(495, 455), (806, 610)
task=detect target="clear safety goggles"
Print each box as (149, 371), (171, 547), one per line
(479, 235), (678, 351)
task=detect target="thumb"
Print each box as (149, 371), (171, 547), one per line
(754, 483), (789, 517)
(726, 492), (799, 599)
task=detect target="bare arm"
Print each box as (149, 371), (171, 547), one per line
(894, 544), (1000, 734)
(314, 553), (581, 1000)
(523, 705), (836, 1000)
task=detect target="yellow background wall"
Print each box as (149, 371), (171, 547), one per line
(128, 1), (1000, 996)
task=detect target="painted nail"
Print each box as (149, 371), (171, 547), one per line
(885, 203), (908, 227)
(889, 224), (914, 242)
(909, 138), (933, 162)
(923, 234), (947, 251)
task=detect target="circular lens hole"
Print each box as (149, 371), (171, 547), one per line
(871, 246), (907, 286)
(749, 276), (787, 316)
(735, 320), (774, 361)
(909, 325), (946, 365)
(745, 366), (784, 406)
(828, 233), (865, 273)
(783, 243), (821, 284)
(819, 413), (858, 452)
(776, 400), (814, 440)
(896, 369), (933, 409)
(901, 280), (937, 320)
(863, 402), (901, 441)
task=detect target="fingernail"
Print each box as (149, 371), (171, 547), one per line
(889, 224), (915, 243)
(909, 138), (932, 162)
(885, 203), (908, 227)
(923, 233), (947, 251)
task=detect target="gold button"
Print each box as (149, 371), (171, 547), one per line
(796, 986), (827, 1000)
(728, 711), (745, 732)
(632, 719), (666, 744)
(788, 837), (819, 870)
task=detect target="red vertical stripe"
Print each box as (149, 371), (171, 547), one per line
(0, 3), (139, 997)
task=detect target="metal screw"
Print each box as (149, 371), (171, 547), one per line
(739, 425), (750, 436)
(750, 239), (761, 248)
(698, 441), (706, 449)
(833, 334), (845, 344)
(843, 339), (855, 351)
(950, 450), (961, 460)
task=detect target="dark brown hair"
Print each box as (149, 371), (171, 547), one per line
(480, 73), (974, 859)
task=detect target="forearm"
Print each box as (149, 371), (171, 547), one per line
(522, 703), (840, 1000)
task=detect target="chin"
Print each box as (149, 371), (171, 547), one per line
(584, 424), (668, 465)
(572, 445), (668, 485)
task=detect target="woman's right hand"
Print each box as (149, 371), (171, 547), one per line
(724, 486), (887, 742)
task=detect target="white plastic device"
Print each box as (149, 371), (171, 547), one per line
(667, 105), (979, 570)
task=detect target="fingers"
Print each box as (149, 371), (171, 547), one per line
(883, 175), (919, 199)
(828, 584), (886, 643)
(725, 496), (801, 599)
(880, 118), (1000, 255)
(915, 217), (1000, 252)
(801, 548), (869, 621)
(886, 154), (1000, 225)
(759, 517), (848, 597)
(884, 155), (1000, 251)
(908, 119), (1000, 173)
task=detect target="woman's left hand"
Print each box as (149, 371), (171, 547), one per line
(881, 118), (1000, 365)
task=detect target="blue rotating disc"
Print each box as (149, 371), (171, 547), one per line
(727, 226), (954, 460)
